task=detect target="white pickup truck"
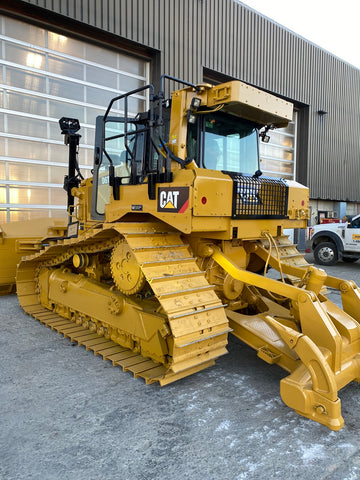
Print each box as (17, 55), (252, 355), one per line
(307, 214), (360, 265)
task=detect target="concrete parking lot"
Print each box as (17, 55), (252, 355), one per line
(1, 253), (359, 480)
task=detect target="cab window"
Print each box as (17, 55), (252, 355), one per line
(95, 119), (134, 215)
(188, 111), (260, 174)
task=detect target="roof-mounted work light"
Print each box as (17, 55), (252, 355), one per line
(187, 97), (202, 124)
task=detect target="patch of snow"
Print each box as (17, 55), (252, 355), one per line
(215, 420), (231, 431)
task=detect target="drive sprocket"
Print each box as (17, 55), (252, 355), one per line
(110, 239), (146, 295)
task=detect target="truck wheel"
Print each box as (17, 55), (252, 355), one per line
(313, 242), (338, 266)
(342, 256), (359, 263)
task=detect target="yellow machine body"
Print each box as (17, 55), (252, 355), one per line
(7, 79), (360, 430)
(0, 218), (67, 294)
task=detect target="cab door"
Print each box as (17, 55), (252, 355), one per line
(91, 116), (135, 220)
(343, 215), (360, 251)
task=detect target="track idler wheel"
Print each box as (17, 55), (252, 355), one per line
(110, 240), (146, 295)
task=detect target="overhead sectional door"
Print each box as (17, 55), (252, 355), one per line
(259, 112), (297, 180)
(0, 15), (149, 222)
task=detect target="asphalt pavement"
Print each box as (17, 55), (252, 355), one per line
(0, 253), (359, 480)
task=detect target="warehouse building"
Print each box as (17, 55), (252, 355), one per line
(0, 0), (359, 227)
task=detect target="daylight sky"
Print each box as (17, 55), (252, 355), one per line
(239, 0), (360, 69)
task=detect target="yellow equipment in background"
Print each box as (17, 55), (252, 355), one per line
(0, 218), (67, 294)
(4, 75), (360, 430)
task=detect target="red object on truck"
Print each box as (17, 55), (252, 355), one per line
(320, 218), (341, 224)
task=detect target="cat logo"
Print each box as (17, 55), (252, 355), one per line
(157, 187), (189, 213)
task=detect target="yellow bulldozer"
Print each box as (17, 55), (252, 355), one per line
(1, 75), (359, 430)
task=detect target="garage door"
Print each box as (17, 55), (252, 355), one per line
(259, 112), (297, 180)
(0, 15), (149, 222)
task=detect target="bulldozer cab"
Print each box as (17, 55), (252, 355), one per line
(93, 108), (261, 217)
(91, 77), (273, 221)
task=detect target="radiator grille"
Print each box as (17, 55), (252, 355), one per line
(231, 175), (288, 219)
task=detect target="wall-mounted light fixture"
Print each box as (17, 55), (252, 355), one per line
(317, 109), (328, 116)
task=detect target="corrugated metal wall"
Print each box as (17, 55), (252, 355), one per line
(12, 0), (360, 201)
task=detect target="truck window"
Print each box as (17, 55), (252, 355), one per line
(349, 217), (360, 228)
